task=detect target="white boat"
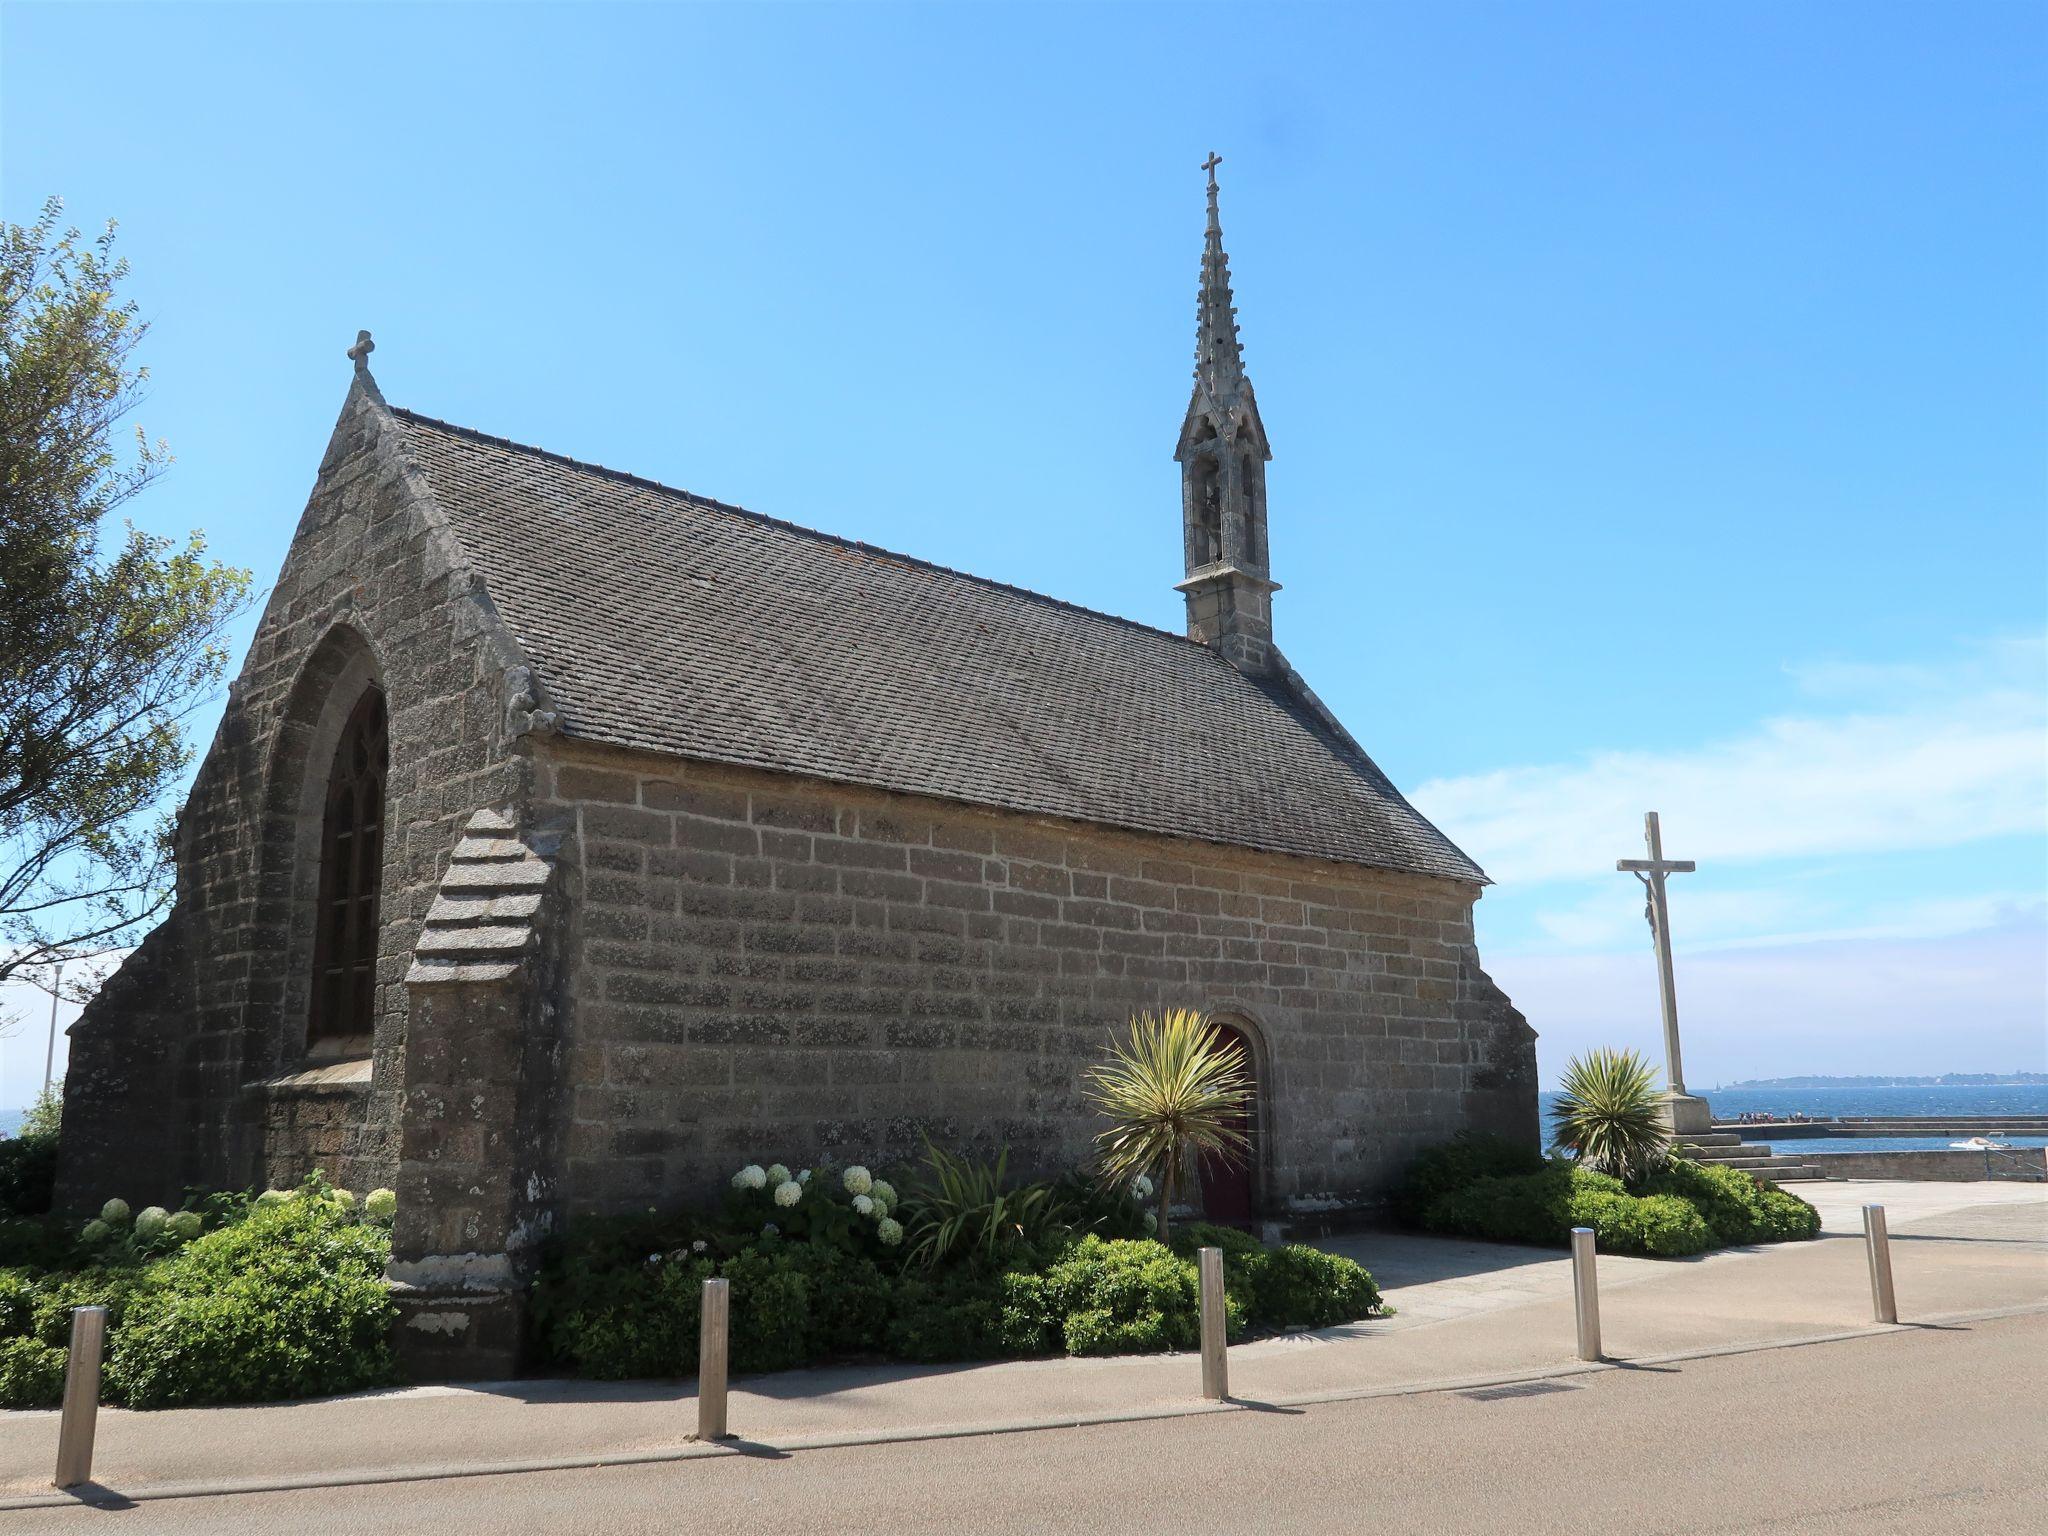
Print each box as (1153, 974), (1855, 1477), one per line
(1949, 1136), (2012, 1150)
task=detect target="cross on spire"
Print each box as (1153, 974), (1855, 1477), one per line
(1202, 150), (1223, 182)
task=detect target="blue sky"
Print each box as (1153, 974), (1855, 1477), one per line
(2, 2), (2043, 1111)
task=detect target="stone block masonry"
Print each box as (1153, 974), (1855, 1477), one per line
(56, 375), (539, 1211)
(536, 739), (1536, 1218)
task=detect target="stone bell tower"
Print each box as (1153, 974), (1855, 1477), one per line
(1174, 152), (1278, 677)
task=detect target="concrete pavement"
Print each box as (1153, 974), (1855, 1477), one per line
(1, 1180), (2040, 1515)
(14, 1310), (2045, 1533)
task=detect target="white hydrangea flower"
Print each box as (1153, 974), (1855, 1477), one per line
(852, 1194), (875, 1216)
(733, 1164), (767, 1190)
(134, 1206), (169, 1240)
(167, 1211), (203, 1243)
(761, 1222), (780, 1238)
(80, 1218), (109, 1245)
(876, 1217), (904, 1247)
(869, 1179), (896, 1211)
(364, 1188), (398, 1223)
(255, 1189), (289, 1208)
(646, 1252), (662, 1265)
(330, 1188), (356, 1210)
(842, 1165), (873, 1196)
(797, 1168), (812, 1183)
(766, 1163), (793, 1186)
(1143, 1211), (1158, 1233)
(100, 1198), (131, 1226)
(691, 1239), (708, 1253)
(774, 1179), (803, 1207)
(1132, 1175), (1154, 1201)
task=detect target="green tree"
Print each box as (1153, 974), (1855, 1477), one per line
(1083, 1008), (1251, 1244)
(1550, 1047), (1670, 1182)
(0, 198), (252, 988)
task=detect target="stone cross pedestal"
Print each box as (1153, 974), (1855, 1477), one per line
(1617, 811), (1712, 1135)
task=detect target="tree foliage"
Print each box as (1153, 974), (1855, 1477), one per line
(1083, 1008), (1251, 1244)
(0, 197), (252, 985)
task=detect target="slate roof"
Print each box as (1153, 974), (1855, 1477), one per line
(391, 408), (1485, 884)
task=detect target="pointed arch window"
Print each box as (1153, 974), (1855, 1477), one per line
(308, 688), (387, 1050)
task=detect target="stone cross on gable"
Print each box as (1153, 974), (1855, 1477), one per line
(1617, 811), (1709, 1132)
(347, 330), (375, 370)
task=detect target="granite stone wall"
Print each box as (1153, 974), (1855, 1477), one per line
(56, 377), (538, 1211)
(535, 739), (1537, 1218)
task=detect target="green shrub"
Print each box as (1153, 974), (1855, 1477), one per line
(30, 1267), (140, 1347)
(1571, 1189), (1712, 1257)
(0, 1268), (35, 1337)
(530, 1246), (714, 1380)
(1424, 1163), (1713, 1256)
(1392, 1132), (1547, 1227)
(887, 1266), (1009, 1363)
(1424, 1164), (1588, 1247)
(1013, 1237), (1223, 1357)
(1637, 1159), (1819, 1245)
(0, 1216), (79, 1272)
(105, 1192), (395, 1409)
(0, 1336), (67, 1408)
(1254, 1245), (1384, 1328)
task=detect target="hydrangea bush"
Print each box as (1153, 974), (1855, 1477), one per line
(0, 1172), (397, 1410)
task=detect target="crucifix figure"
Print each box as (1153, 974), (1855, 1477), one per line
(1617, 811), (1710, 1132)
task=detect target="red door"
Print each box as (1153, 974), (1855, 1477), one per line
(1196, 1026), (1256, 1227)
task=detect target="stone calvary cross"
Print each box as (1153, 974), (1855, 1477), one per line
(1617, 811), (1710, 1133)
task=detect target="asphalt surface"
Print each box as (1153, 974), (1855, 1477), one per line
(20, 1310), (2043, 1534)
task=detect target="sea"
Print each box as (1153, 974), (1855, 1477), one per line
(1539, 1083), (2048, 1156)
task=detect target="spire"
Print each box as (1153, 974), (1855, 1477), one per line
(1194, 152), (1251, 413)
(1174, 153), (1277, 676)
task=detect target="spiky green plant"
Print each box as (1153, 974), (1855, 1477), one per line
(898, 1140), (1057, 1270)
(1083, 1008), (1251, 1244)
(1550, 1047), (1670, 1181)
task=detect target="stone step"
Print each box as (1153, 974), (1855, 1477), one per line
(1675, 1132), (1744, 1148)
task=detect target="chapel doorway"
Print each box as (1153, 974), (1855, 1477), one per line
(1196, 1019), (1258, 1226)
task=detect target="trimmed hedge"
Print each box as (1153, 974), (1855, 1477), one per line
(1389, 1131), (1547, 1227)
(1411, 1152), (1819, 1259)
(1637, 1158), (1822, 1244)
(533, 1224), (1386, 1379)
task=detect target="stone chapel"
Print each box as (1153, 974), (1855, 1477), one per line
(57, 163), (1536, 1374)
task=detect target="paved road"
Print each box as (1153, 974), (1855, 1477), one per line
(25, 1311), (2043, 1534)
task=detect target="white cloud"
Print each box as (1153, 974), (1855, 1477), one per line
(1490, 919), (2048, 1087)
(1415, 636), (2047, 888)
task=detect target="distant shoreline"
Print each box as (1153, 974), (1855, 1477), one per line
(1710, 1075), (2048, 1090)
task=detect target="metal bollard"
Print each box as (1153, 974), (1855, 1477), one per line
(1570, 1226), (1602, 1362)
(1863, 1204), (1898, 1324)
(53, 1306), (107, 1490)
(696, 1277), (731, 1441)
(1198, 1246), (1228, 1400)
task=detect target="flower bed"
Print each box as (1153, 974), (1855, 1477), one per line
(1392, 1133), (1821, 1257)
(531, 1151), (1386, 1378)
(0, 1175), (397, 1409)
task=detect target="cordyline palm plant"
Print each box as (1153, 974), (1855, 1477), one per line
(1550, 1047), (1670, 1182)
(1083, 1008), (1251, 1244)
